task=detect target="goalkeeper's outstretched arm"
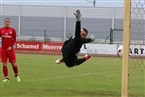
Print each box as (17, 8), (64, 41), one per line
(74, 10), (81, 41)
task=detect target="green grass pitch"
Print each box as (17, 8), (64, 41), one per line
(0, 53), (141, 97)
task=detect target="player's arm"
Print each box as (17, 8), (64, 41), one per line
(82, 35), (96, 43)
(74, 10), (81, 41)
(7, 29), (16, 51)
(75, 21), (81, 41)
(10, 29), (16, 47)
(8, 29), (16, 51)
(81, 38), (93, 43)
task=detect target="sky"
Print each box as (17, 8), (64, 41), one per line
(1, 0), (124, 7)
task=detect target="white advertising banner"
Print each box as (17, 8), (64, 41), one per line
(81, 44), (145, 56)
(80, 44), (117, 55)
(119, 45), (145, 56)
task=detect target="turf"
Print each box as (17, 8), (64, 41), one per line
(0, 53), (143, 97)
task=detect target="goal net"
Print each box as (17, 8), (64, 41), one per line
(129, 0), (145, 97)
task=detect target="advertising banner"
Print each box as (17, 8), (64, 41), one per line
(119, 45), (145, 56)
(80, 44), (117, 55)
(16, 41), (63, 53)
(15, 41), (145, 56)
(40, 42), (63, 52)
(16, 41), (40, 51)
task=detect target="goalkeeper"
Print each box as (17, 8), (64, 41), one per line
(55, 10), (95, 67)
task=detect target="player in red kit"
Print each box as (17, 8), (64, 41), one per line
(0, 18), (21, 82)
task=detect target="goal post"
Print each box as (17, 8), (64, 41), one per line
(122, 0), (145, 97)
(121, 0), (131, 97)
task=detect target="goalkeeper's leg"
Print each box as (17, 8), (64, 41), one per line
(75, 54), (91, 66)
(55, 58), (64, 64)
(56, 54), (91, 67)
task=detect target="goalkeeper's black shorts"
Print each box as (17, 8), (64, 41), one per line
(63, 54), (77, 67)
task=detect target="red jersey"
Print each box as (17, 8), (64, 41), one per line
(0, 27), (16, 49)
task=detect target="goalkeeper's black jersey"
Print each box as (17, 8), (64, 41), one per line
(61, 21), (92, 56)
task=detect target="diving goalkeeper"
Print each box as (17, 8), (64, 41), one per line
(55, 10), (95, 67)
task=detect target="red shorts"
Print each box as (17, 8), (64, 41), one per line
(1, 48), (16, 63)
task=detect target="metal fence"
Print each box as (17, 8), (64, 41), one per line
(0, 5), (124, 43)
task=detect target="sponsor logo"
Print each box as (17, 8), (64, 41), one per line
(2, 35), (12, 38)
(130, 48), (144, 55)
(17, 43), (39, 49)
(42, 44), (62, 50)
(10, 31), (12, 34)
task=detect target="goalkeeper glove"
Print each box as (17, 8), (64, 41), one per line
(74, 10), (81, 21)
(90, 34), (95, 42)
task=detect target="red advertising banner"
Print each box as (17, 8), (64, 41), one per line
(16, 41), (63, 53)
